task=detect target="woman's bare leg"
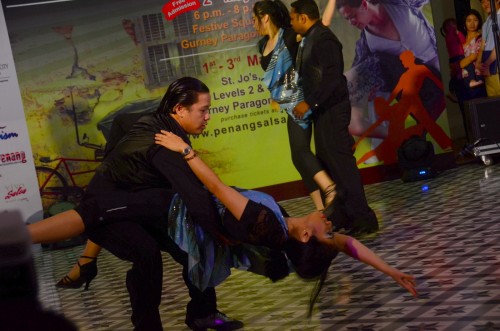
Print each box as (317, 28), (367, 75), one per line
(81, 240), (102, 256)
(28, 210), (85, 244)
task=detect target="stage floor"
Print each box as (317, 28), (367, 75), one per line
(35, 162), (500, 330)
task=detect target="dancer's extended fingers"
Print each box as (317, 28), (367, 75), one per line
(401, 276), (418, 297)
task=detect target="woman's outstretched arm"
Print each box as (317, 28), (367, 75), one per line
(331, 233), (418, 297)
(155, 130), (248, 220)
(321, 0), (336, 26)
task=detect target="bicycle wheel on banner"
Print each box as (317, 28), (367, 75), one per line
(35, 166), (69, 212)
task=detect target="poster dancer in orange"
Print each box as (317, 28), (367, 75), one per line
(355, 50), (452, 165)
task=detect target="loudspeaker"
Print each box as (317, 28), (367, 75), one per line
(464, 96), (500, 144)
(397, 135), (436, 182)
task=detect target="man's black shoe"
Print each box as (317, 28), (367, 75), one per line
(345, 209), (379, 237)
(186, 311), (243, 331)
(346, 218), (379, 237)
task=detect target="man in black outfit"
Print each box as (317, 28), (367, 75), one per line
(289, 0), (378, 235)
(80, 78), (242, 331)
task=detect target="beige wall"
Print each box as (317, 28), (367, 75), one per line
(471, 0), (484, 15)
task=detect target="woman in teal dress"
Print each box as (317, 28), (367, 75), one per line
(155, 130), (418, 311)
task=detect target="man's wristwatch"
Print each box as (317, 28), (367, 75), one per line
(181, 146), (192, 156)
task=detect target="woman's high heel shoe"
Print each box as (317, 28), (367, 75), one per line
(56, 255), (98, 291)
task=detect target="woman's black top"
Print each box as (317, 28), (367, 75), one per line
(259, 28), (300, 71)
(222, 200), (287, 251)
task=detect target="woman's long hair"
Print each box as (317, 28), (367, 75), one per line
(157, 77), (209, 114)
(253, 0), (291, 29)
(285, 236), (338, 316)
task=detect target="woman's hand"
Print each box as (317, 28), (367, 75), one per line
(388, 269), (418, 297)
(271, 100), (280, 112)
(154, 130), (189, 153)
(293, 101), (310, 119)
(334, 233), (418, 298)
(479, 63), (491, 76)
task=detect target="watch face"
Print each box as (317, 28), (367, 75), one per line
(183, 147), (192, 156)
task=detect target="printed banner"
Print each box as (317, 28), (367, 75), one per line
(3, 0), (450, 210)
(0, 1), (43, 223)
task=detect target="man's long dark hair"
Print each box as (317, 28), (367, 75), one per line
(157, 77), (209, 114)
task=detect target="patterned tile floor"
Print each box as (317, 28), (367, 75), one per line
(34, 162), (500, 331)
